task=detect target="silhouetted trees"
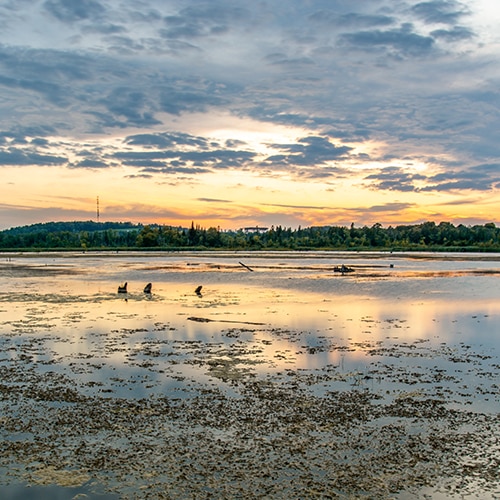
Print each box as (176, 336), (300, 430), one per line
(0, 220), (499, 251)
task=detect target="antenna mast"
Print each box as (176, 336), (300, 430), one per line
(97, 196), (100, 222)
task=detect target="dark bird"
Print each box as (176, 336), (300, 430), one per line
(144, 283), (152, 293)
(118, 282), (128, 293)
(195, 285), (203, 296)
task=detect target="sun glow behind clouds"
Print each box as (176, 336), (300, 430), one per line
(164, 111), (311, 157)
(470, 0), (500, 44)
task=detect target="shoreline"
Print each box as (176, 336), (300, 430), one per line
(1, 248), (500, 261)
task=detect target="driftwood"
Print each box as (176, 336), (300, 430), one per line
(333, 265), (354, 274)
(188, 316), (265, 325)
(238, 261), (254, 272)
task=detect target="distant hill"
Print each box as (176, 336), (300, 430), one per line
(1, 220), (140, 235)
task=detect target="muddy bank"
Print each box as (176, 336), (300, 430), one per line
(1, 348), (499, 499)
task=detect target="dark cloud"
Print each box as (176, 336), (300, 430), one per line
(0, 126), (56, 141)
(265, 54), (315, 67)
(0, 148), (67, 166)
(158, 83), (230, 116)
(0, 74), (67, 106)
(296, 166), (348, 180)
(421, 179), (492, 191)
(0, 47), (91, 81)
(82, 24), (127, 35)
(163, 39), (203, 54)
(365, 167), (426, 192)
(178, 149), (256, 168)
(430, 26), (474, 41)
(198, 198), (232, 203)
(264, 136), (353, 168)
(421, 163), (500, 191)
(99, 88), (162, 127)
(113, 136), (257, 173)
(0, 46), (101, 115)
(161, 4), (249, 40)
(309, 11), (395, 28)
(70, 158), (108, 169)
(365, 163), (500, 193)
(411, 1), (469, 25)
(44, 0), (106, 22)
(125, 132), (210, 149)
(139, 166), (211, 175)
(128, 8), (162, 24)
(339, 25), (435, 56)
(367, 202), (415, 212)
(125, 134), (175, 149)
(121, 159), (171, 168)
(263, 202), (326, 210)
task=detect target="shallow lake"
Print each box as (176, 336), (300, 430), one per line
(0, 251), (499, 499)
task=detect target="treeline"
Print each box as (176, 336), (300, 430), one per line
(0, 221), (139, 249)
(0, 220), (499, 251)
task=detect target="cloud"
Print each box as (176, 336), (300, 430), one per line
(339, 25), (435, 57)
(0, 73), (67, 106)
(263, 202), (327, 210)
(364, 167), (425, 192)
(139, 166), (211, 175)
(0, 147), (67, 166)
(114, 147), (256, 171)
(70, 158), (108, 169)
(421, 163), (500, 191)
(161, 4), (249, 40)
(44, 0), (106, 23)
(197, 198), (232, 203)
(263, 136), (353, 170)
(365, 163), (500, 193)
(411, 1), (470, 25)
(309, 11), (395, 28)
(98, 88), (162, 127)
(125, 132), (210, 149)
(365, 202), (415, 213)
(430, 26), (474, 41)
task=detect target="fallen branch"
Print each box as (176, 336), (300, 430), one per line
(238, 261), (254, 272)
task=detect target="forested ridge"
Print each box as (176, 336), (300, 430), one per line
(0, 220), (499, 251)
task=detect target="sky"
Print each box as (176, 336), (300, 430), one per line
(0, 0), (499, 231)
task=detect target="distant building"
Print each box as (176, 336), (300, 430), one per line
(242, 226), (269, 233)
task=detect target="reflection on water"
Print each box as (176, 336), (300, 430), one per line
(0, 252), (499, 499)
(0, 280), (497, 406)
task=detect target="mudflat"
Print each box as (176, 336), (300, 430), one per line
(0, 252), (499, 499)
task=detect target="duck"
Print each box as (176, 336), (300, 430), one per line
(144, 283), (152, 293)
(118, 282), (128, 293)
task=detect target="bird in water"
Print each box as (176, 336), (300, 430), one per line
(195, 285), (203, 296)
(118, 282), (128, 293)
(144, 283), (152, 293)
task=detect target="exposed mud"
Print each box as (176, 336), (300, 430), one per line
(0, 252), (499, 499)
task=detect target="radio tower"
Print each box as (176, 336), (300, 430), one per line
(96, 196), (100, 222)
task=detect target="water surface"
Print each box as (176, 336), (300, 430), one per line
(0, 251), (499, 499)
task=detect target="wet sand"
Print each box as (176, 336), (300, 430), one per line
(0, 252), (499, 499)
